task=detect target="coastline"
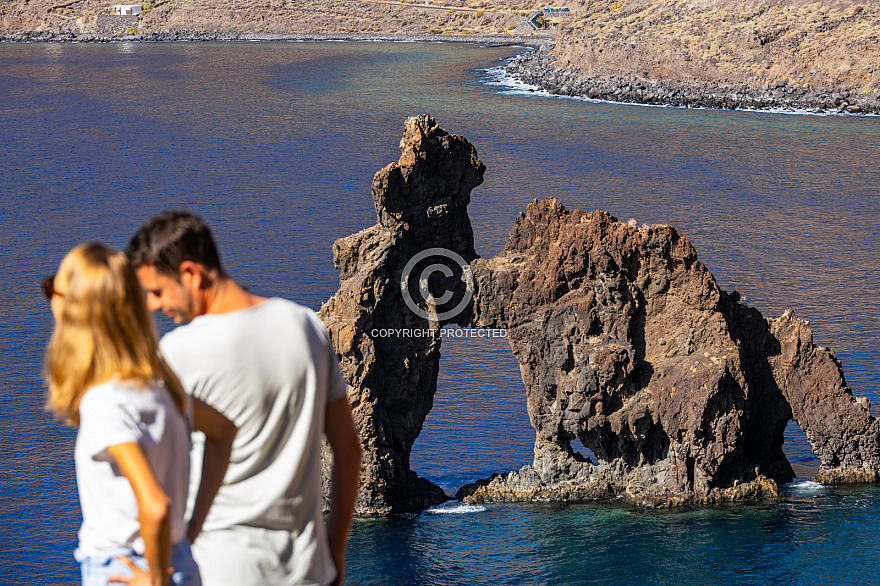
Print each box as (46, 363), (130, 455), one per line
(3, 1), (878, 115)
(0, 29), (545, 47)
(4, 29), (877, 116)
(502, 45), (880, 115)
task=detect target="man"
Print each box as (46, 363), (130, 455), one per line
(127, 210), (362, 586)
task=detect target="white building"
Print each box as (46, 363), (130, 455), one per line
(113, 4), (142, 15)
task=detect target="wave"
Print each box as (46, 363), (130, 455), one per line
(426, 502), (488, 514)
(783, 479), (825, 493)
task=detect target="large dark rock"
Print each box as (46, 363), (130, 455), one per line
(321, 118), (879, 514)
(319, 114), (484, 514)
(458, 200), (880, 506)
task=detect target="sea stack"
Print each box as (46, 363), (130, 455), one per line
(459, 200), (880, 506)
(319, 114), (484, 514)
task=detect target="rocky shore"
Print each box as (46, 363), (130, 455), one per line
(528, 0), (880, 115)
(503, 45), (877, 114)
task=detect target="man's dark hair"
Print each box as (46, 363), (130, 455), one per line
(126, 210), (225, 278)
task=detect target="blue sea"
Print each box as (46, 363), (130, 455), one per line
(1, 41), (879, 585)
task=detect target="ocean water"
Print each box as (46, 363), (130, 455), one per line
(1, 41), (879, 585)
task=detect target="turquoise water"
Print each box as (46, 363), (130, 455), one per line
(349, 485), (880, 585)
(1, 41), (879, 584)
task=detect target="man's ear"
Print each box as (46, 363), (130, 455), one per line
(179, 260), (209, 290)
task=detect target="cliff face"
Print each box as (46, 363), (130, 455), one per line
(319, 114), (484, 515)
(322, 116), (879, 514)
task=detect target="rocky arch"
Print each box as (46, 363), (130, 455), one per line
(320, 115), (880, 514)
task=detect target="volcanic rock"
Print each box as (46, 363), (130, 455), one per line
(319, 114), (484, 514)
(768, 312), (880, 483)
(321, 118), (879, 514)
(458, 199), (880, 506)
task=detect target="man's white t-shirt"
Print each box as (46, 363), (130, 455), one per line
(75, 379), (192, 557)
(160, 298), (347, 586)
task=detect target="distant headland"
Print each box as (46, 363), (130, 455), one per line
(2, 0), (878, 113)
(511, 0), (880, 114)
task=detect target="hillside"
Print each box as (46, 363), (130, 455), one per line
(0, 0), (541, 38)
(545, 0), (878, 110)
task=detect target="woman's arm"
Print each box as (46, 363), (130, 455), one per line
(106, 442), (171, 586)
(187, 398), (236, 544)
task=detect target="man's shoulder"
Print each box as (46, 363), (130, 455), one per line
(160, 298), (325, 348)
(258, 298), (330, 346)
(254, 297), (327, 330)
(251, 297), (323, 331)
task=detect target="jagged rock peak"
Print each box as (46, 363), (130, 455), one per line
(371, 113), (483, 256)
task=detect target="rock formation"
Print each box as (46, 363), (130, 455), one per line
(321, 115), (879, 514)
(768, 313), (880, 484)
(319, 114), (483, 514)
(459, 200), (880, 506)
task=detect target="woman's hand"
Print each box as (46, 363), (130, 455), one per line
(107, 556), (171, 586)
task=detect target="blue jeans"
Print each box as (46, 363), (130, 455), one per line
(75, 540), (201, 586)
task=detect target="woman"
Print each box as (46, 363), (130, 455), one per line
(44, 243), (202, 586)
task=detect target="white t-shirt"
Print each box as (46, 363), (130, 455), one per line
(75, 379), (192, 557)
(160, 298), (346, 584)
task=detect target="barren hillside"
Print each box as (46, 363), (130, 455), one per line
(0, 0), (541, 37)
(2, 0), (877, 111)
(554, 0), (879, 100)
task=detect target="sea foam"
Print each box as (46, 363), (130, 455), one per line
(783, 479), (825, 493)
(426, 503), (488, 514)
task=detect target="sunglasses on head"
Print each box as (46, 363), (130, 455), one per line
(41, 274), (62, 299)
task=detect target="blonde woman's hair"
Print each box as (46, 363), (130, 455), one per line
(45, 242), (187, 426)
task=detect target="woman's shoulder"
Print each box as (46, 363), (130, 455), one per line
(80, 379), (165, 412)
